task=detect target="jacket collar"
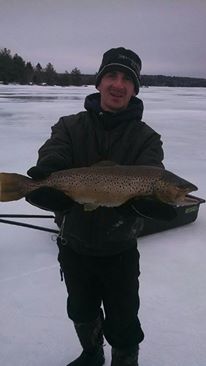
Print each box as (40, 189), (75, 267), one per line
(84, 92), (144, 126)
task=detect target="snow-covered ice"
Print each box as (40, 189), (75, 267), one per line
(0, 85), (206, 366)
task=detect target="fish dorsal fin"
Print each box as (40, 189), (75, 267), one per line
(84, 203), (99, 211)
(92, 160), (118, 167)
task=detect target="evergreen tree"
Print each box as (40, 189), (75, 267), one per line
(24, 62), (34, 84)
(12, 53), (26, 83)
(70, 67), (82, 86)
(33, 63), (43, 84)
(0, 48), (13, 83)
(58, 71), (71, 86)
(44, 62), (57, 85)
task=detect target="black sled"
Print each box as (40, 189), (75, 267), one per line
(138, 195), (205, 237)
(1, 193), (203, 237)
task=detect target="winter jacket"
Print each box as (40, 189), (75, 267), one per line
(27, 93), (164, 256)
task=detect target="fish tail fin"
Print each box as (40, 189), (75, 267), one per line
(0, 172), (30, 202)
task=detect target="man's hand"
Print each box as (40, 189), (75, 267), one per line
(26, 187), (74, 212)
(27, 166), (52, 180)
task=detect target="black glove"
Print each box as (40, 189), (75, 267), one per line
(122, 198), (177, 221)
(27, 166), (52, 180)
(26, 187), (74, 212)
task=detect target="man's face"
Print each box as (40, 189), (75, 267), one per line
(97, 70), (136, 112)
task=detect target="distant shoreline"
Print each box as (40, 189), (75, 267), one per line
(1, 74), (206, 88)
(1, 48), (206, 88)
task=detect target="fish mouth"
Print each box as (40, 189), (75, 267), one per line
(175, 194), (200, 206)
(170, 187), (200, 206)
(155, 185), (198, 206)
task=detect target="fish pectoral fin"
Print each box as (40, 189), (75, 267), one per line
(84, 203), (100, 211)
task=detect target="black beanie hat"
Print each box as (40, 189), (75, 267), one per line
(95, 47), (142, 94)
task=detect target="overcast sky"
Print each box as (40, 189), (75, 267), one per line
(0, 0), (206, 78)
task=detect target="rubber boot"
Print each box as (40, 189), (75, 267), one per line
(111, 345), (139, 366)
(66, 313), (105, 366)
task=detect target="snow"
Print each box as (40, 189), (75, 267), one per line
(0, 85), (206, 366)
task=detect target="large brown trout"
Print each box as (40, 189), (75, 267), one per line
(0, 164), (198, 210)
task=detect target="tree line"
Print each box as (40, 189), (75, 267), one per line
(0, 48), (206, 87)
(141, 74), (206, 88)
(0, 48), (87, 86)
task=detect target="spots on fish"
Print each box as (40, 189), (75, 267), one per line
(0, 164), (198, 206)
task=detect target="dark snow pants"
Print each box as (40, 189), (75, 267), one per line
(58, 242), (144, 348)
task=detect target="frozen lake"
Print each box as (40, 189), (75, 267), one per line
(0, 85), (206, 366)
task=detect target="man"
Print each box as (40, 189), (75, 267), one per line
(26, 47), (164, 366)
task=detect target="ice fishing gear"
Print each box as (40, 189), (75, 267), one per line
(0, 194), (204, 236)
(0, 214), (59, 233)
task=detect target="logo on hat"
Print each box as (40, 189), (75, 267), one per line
(118, 54), (141, 74)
